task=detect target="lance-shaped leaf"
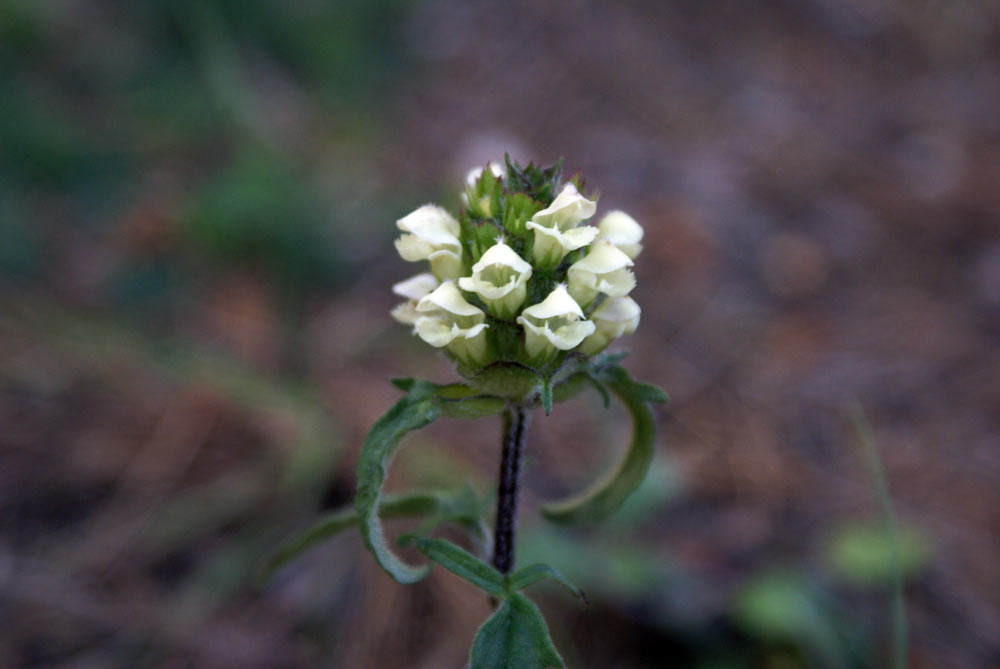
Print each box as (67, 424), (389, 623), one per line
(541, 365), (667, 524)
(415, 537), (505, 597)
(507, 563), (587, 603)
(260, 489), (480, 584)
(355, 381), (441, 583)
(470, 592), (564, 669)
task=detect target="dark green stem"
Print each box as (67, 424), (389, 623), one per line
(492, 406), (530, 574)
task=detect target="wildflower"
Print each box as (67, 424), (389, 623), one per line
(414, 281), (489, 365)
(567, 239), (635, 309)
(458, 240), (532, 319)
(597, 210), (643, 259)
(390, 273), (439, 325)
(525, 184), (599, 267)
(516, 284), (595, 363)
(579, 296), (641, 354)
(395, 205), (463, 280)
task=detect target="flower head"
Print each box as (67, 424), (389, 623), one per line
(597, 210), (643, 259)
(390, 273), (439, 325)
(394, 205), (463, 279)
(567, 239), (636, 309)
(414, 281), (489, 365)
(458, 240), (532, 319)
(516, 284), (595, 362)
(579, 296), (641, 354)
(389, 158), (646, 380)
(525, 184), (599, 267)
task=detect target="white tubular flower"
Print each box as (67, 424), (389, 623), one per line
(516, 284), (595, 362)
(579, 296), (641, 355)
(597, 210), (644, 259)
(414, 281), (489, 365)
(526, 183), (599, 266)
(390, 273), (439, 325)
(567, 239), (636, 309)
(458, 240), (532, 319)
(394, 205), (464, 280)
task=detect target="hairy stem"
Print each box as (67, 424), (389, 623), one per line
(492, 406), (530, 574)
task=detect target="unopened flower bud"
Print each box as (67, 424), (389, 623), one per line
(414, 281), (490, 366)
(458, 240), (532, 319)
(525, 184), (599, 267)
(597, 210), (643, 259)
(465, 163), (504, 187)
(579, 296), (641, 355)
(394, 205), (463, 280)
(516, 284), (595, 363)
(462, 163), (505, 217)
(390, 273), (439, 325)
(567, 240), (636, 309)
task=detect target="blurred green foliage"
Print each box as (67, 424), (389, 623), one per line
(827, 522), (931, 586)
(180, 151), (337, 290)
(0, 0), (414, 302)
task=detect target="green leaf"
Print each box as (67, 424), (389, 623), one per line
(541, 366), (665, 524)
(470, 592), (564, 669)
(585, 374), (611, 408)
(260, 488), (479, 583)
(507, 563), (587, 603)
(415, 537), (505, 597)
(355, 381), (441, 583)
(258, 507), (357, 584)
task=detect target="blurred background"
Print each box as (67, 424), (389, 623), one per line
(1, 0), (999, 667)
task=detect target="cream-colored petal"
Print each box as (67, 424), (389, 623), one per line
(392, 273), (439, 301)
(396, 204), (461, 240)
(414, 315), (457, 348)
(594, 267), (636, 298)
(529, 184), (597, 230)
(546, 319), (596, 350)
(597, 211), (643, 258)
(416, 280), (485, 318)
(570, 239), (634, 274)
(592, 296), (641, 332)
(526, 223), (599, 266)
(394, 234), (435, 262)
(519, 284), (585, 320)
(559, 225), (601, 248)
(390, 302), (421, 325)
(472, 241), (532, 275)
(458, 275), (523, 300)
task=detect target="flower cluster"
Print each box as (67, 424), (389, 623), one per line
(391, 159), (643, 378)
